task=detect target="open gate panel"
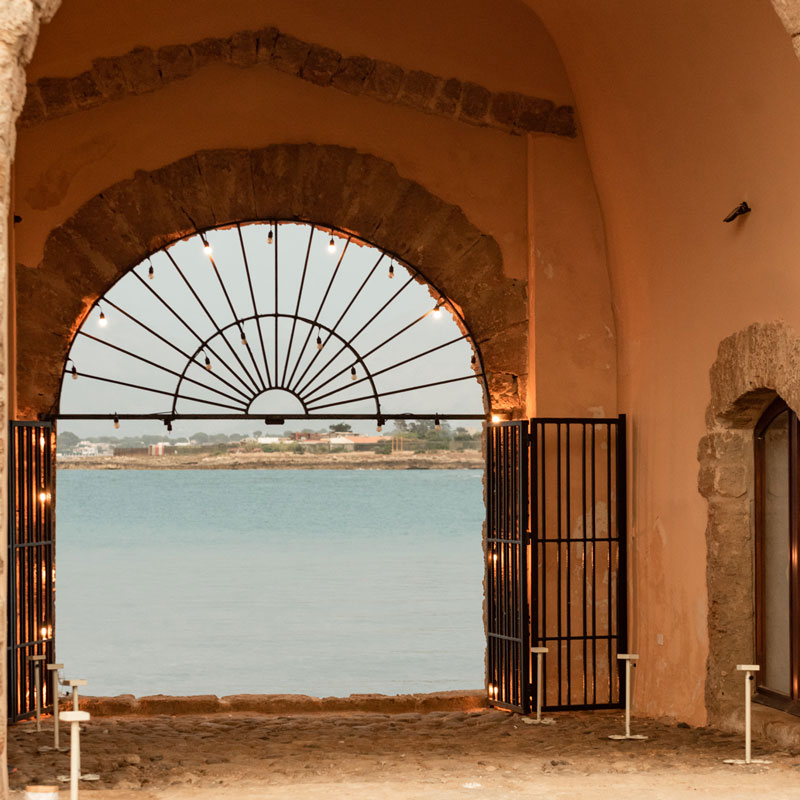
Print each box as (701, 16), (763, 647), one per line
(486, 416), (627, 714)
(7, 422), (55, 722)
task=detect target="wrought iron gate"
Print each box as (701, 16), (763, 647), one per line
(7, 422), (55, 721)
(486, 415), (627, 713)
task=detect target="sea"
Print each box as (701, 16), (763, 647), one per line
(55, 469), (486, 698)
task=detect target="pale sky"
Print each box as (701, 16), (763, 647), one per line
(59, 222), (484, 438)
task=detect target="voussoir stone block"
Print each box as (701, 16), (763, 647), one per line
(116, 47), (160, 94)
(397, 70), (440, 111)
(271, 34), (311, 75)
(90, 56), (128, 100)
(37, 77), (75, 117)
(433, 77), (462, 116)
(301, 44), (341, 86)
(364, 60), (404, 102)
(195, 149), (256, 225)
(229, 30), (258, 68)
(255, 27), (279, 61)
(460, 82), (491, 123)
(70, 71), (104, 110)
(150, 155), (216, 231)
(157, 44), (194, 84)
(331, 55), (374, 95)
(191, 37), (231, 69)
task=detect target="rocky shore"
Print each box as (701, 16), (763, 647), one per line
(57, 450), (484, 470)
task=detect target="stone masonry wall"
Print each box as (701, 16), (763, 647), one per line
(0, 1), (61, 795)
(699, 321), (800, 727)
(19, 24), (576, 139)
(15, 143), (527, 421)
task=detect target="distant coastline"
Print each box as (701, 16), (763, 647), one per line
(57, 450), (484, 470)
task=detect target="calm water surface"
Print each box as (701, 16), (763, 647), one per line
(56, 469), (485, 697)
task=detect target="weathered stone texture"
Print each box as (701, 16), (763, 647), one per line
(700, 320), (800, 726)
(17, 24), (576, 139)
(19, 144), (526, 421)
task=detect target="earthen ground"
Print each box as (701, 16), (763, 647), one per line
(9, 708), (800, 799)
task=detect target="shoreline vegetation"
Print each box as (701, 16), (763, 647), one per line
(57, 449), (484, 470)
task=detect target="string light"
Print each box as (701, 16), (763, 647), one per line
(165, 419), (173, 434)
(113, 414), (120, 430)
(240, 329), (247, 345)
(204, 354), (212, 371)
(432, 302), (443, 319)
(268, 229), (274, 245)
(40, 435), (46, 448)
(202, 238), (213, 257)
(471, 354), (477, 367)
(351, 365), (357, 381)
(71, 365), (78, 381)
(98, 309), (107, 327)
(328, 236), (336, 254)
(316, 334), (323, 351)
(377, 416), (385, 433)
(148, 263), (154, 280)
(389, 263), (395, 279)
(491, 415), (501, 424)
(435, 416), (441, 431)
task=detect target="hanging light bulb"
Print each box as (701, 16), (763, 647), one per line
(148, 263), (154, 280)
(240, 329), (247, 345)
(471, 354), (477, 367)
(71, 365), (78, 381)
(328, 236), (336, 254)
(205, 354), (212, 371)
(388, 264), (395, 279)
(491, 414), (501, 424)
(98, 309), (107, 327)
(165, 419), (173, 434)
(113, 414), (120, 430)
(377, 417), (385, 433)
(268, 229), (274, 245)
(316, 334), (323, 351)
(432, 304), (442, 319)
(202, 238), (213, 257)
(350, 365), (357, 381)
(435, 416), (441, 431)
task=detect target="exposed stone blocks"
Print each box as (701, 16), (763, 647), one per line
(17, 144), (526, 420)
(699, 320), (800, 727)
(17, 25), (576, 140)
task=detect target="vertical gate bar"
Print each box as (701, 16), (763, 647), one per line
(501, 425), (508, 703)
(529, 420), (539, 711)
(616, 415), (629, 705)
(606, 421), (614, 702)
(485, 424), (492, 700)
(26, 430), (34, 713)
(582, 423), (588, 705)
(591, 423), (597, 705)
(7, 425), (16, 720)
(565, 424), (572, 703)
(556, 423), (562, 707)
(540, 423), (548, 707)
(519, 421), (530, 712)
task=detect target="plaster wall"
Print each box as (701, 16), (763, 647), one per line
(529, 0), (800, 725)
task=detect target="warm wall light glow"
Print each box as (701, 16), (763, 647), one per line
(39, 435), (46, 448)
(491, 415), (501, 424)
(39, 492), (47, 503)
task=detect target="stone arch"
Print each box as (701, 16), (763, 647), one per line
(699, 320), (800, 726)
(15, 143), (527, 420)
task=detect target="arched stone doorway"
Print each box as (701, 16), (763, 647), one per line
(15, 144), (527, 422)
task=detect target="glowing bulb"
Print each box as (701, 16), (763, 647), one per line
(435, 416), (441, 431)
(38, 492), (46, 503)
(98, 310), (107, 327)
(388, 264), (395, 279)
(166, 421), (173, 434)
(351, 366), (357, 380)
(39, 435), (46, 448)
(316, 335), (323, 351)
(328, 237), (336, 253)
(377, 423), (382, 433)
(240, 330), (247, 345)
(268, 230), (274, 245)
(148, 264), (154, 280)
(114, 415), (120, 429)
(202, 241), (213, 257)
(491, 415), (501, 424)
(71, 365), (78, 380)
(205, 355), (212, 371)
(377, 417), (385, 434)
(492, 553), (498, 563)
(471, 354), (477, 367)
(432, 307), (442, 319)
(40, 627), (47, 638)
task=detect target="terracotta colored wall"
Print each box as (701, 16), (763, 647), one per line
(529, 0), (800, 724)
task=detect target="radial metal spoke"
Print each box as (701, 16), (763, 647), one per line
(76, 331), (247, 406)
(71, 371), (248, 411)
(304, 335), (470, 406)
(299, 274), (416, 400)
(203, 244), (266, 392)
(281, 225), (315, 387)
(237, 224), (272, 388)
(294, 251), (385, 397)
(127, 267), (251, 401)
(306, 374), (477, 412)
(285, 236), (351, 390)
(163, 249), (260, 397)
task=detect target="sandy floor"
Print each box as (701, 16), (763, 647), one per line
(9, 709), (800, 799)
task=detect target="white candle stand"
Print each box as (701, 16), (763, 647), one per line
(63, 678), (87, 711)
(722, 665), (771, 766)
(608, 654), (648, 740)
(26, 655), (46, 733)
(57, 709), (100, 788)
(38, 664), (65, 752)
(528, 647), (555, 725)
